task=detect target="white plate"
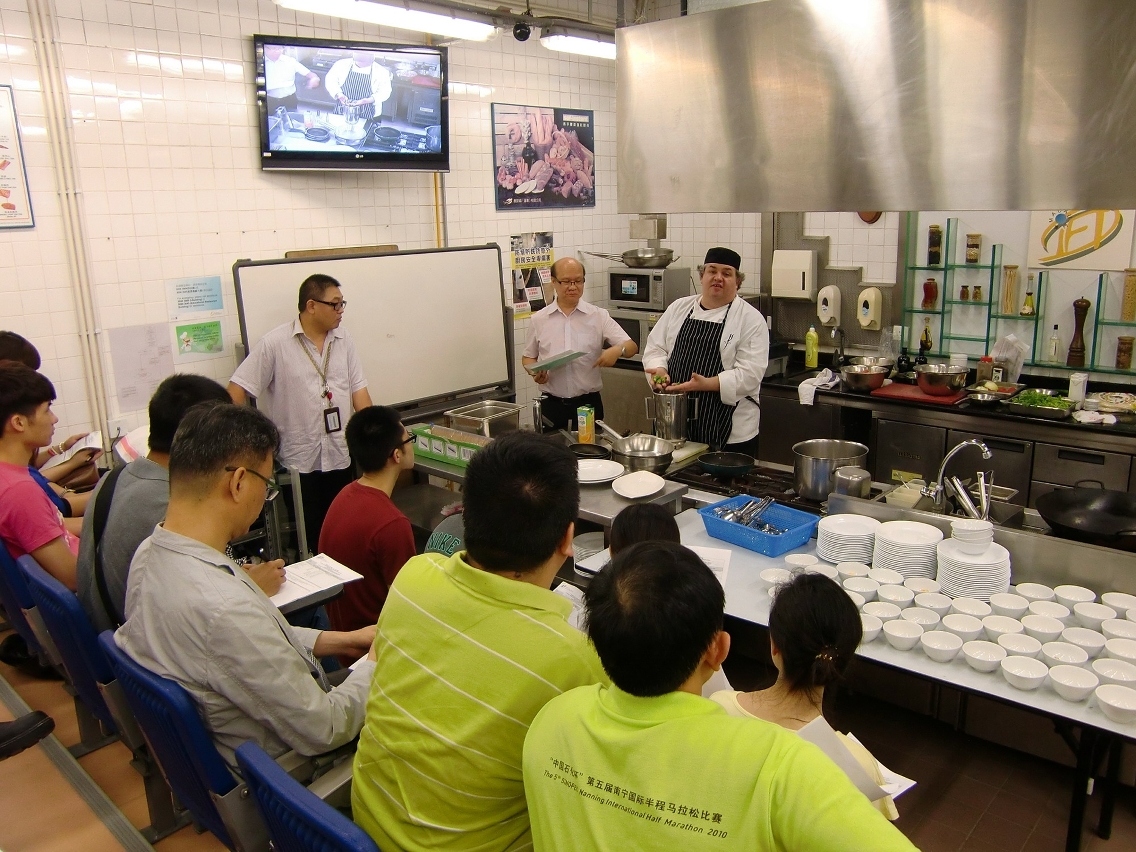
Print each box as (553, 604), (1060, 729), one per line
(876, 521), (945, 546)
(818, 514), (881, 535)
(578, 459), (625, 484)
(612, 470), (665, 499)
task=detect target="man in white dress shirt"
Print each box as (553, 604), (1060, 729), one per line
(522, 258), (637, 431)
(263, 44), (320, 115)
(642, 248), (769, 455)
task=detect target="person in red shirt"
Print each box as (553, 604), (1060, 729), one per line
(319, 405), (416, 641)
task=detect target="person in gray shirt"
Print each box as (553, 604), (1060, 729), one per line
(77, 375), (283, 632)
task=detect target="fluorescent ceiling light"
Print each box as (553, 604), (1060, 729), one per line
(275, 0), (498, 41)
(540, 26), (616, 60)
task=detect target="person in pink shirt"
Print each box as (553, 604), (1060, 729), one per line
(0, 362), (79, 589)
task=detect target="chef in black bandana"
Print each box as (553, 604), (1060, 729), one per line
(642, 247), (769, 455)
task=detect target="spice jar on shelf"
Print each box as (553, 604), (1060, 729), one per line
(1117, 336), (1134, 371)
(922, 277), (939, 310)
(965, 233), (982, 264)
(1122, 269), (1136, 323)
(972, 285), (983, 302)
(959, 284), (970, 301)
(927, 225), (943, 266)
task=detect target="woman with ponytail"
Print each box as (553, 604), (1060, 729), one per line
(710, 571), (898, 819)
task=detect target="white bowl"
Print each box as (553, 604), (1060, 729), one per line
(845, 590), (866, 610)
(1055, 584), (1097, 610)
(904, 578), (941, 594)
(1095, 684), (1136, 724)
(921, 630), (963, 662)
(759, 567), (792, 588)
(807, 563), (840, 580)
(1092, 657), (1136, 687)
(1105, 637), (1136, 665)
(1101, 592), (1136, 613)
(1001, 656), (1049, 691)
(951, 598), (993, 618)
(867, 567), (904, 585)
(1016, 582), (1056, 603)
(877, 585), (915, 609)
(951, 518), (994, 535)
(1021, 614), (1065, 644)
(998, 633), (1043, 659)
(941, 613), (984, 642)
(1028, 600), (1071, 622)
(954, 538), (995, 556)
(784, 553), (818, 569)
(859, 613), (882, 643)
(883, 619), (924, 651)
(863, 601), (902, 623)
(1040, 641), (1089, 668)
(915, 592), (953, 617)
(1062, 627), (1107, 659)
(843, 577), (880, 601)
(901, 607), (941, 628)
(837, 561), (870, 580)
(989, 593), (1029, 619)
(1074, 602), (1117, 631)
(963, 640), (1007, 673)
(1049, 665), (1098, 702)
(982, 615), (1024, 643)
(1129, 608), (1136, 624)
(1102, 619), (1136, 641)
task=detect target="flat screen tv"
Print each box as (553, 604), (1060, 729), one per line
(254, 34), (448, 172)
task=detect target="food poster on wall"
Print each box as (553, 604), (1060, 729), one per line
(510, 232), (554, 318)
(1027, 210), (1135, 270)
(492, 104), (595, 211)
(172, 320), (225, 362)
(0, 85), (34, 228)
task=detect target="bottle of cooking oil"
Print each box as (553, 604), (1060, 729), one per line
(805, 325), (819, 369)
(1020, 274), (1037, 316)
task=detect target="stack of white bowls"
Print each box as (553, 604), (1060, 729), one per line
(949, 519), (994, 552)
(872, 521), (943, 579)
(816, 514), (879, 564)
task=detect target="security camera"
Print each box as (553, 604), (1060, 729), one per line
(513, 20), (531, 41)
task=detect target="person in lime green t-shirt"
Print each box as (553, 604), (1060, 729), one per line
(522, 541), (918, 852)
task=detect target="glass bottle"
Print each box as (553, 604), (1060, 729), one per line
(918, 317), (933, 358)
(959, 284), (970, 301)
(1123, 269), (1136, 323)
(922, 277), (939, 310)
(1020, 274), (1036, 316)
(1046, 324), (1061, 364)
(1000, 265), (1019, 314)
(927, 225), (943, 266)
(972, 284), (983, 302)
(896, 347), (912, 374)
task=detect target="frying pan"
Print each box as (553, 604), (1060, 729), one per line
(697, 452), (755, 477)
(559, 430), (612, 460)
(1035, 483), (1136, 551)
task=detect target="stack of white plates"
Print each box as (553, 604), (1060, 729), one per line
(936, 539), (1012, 600)
(872, 521), (943, 579)
(816, 514), (880, 564)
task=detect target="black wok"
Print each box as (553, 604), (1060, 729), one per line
(697, 452), (755, 478)
(1035, 484), (1136, 551)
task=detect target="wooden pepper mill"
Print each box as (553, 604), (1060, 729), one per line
(1067, 297), (1091, 368)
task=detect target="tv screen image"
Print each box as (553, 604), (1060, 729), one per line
(254, 34), (448, 172)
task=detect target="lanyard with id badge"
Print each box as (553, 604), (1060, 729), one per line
(298, 336), (341, 433)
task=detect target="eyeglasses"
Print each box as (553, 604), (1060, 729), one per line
(554, 278), (585, 288)
(390, 434), (415, 457)
(225, 466), (280, 501)
(312, 298), (347, 311)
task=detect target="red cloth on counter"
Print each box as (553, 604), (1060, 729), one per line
(319, 482), (416, 639)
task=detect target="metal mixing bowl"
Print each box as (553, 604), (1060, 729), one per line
(967, 392), (1002, 406)
(849, 356), (896, 370)
(840, 364), (889, 393)
(915, 363), (969, 395)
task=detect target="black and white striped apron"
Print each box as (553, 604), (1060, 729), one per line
(342, 66), (377, 119)
(667, 300), (736, 450)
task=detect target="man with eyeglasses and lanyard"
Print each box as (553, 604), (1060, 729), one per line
(522, 258), (637, 432)
(229, 273), (372, 554)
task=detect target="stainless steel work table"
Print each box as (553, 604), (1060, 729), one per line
(413, 456), (688, 527)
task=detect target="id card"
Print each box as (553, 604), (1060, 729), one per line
(323, 407), (342, 433)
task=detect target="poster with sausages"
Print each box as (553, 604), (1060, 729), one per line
(0, 85), (34, 229)
(492, 104), (595, 211)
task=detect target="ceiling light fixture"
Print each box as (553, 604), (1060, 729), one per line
(274, 0), (498, 41)
(539, 25), (616, 60)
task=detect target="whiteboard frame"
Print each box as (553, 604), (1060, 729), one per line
(232, 244), (514, 412)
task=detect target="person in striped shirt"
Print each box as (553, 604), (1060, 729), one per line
(352, 432), (608, 852)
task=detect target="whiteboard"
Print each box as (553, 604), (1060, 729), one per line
(233, 245), (511, 408)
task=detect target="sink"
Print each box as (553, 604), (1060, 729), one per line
(910, 493), (1025, 528)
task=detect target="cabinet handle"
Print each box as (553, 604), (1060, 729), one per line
(1057, 449), (1106, 466)
(982, 438), (1026, 454)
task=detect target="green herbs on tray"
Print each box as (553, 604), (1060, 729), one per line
(1013, 389), (1075, 409)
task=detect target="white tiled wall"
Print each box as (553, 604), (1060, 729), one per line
(0, 0), (759, 438)
(803, 211), (900, 285)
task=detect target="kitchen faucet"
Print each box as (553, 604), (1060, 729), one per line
(921, 439), (993, 513)
(830, 326), (848, 369)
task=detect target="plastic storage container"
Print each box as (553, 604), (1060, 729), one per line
(699, 497), (821, 557)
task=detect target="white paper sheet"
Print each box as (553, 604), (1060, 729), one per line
(40, 431), (102, 470)
(108, 323), (175, 412)
(846, 733), (917, 800)
(686, 545), (731, 587)
(270, 553), (363, 609)
(797, 716), (890, 802)
(553, 582), (586, 631)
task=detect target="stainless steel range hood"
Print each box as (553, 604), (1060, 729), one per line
(617, 0), (1136, 212)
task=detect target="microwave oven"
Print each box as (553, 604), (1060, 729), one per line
(607, 305), (664, 362)
(607, 267), (690, 311)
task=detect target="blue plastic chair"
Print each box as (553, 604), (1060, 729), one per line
(0, 541), (50, 659)
(236, 742), (380, 852)
(97, 631), (268, 851)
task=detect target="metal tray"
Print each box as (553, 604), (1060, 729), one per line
(964, 381), (1024, 399)
(1002, 392), (1075, 420)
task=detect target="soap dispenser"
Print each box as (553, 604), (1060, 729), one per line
(857, 287), (882, 331)
(816, 285), (841, 327)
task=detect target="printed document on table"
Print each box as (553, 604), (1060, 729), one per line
(40, 431), (102, 470)
(270, 554), (363, 610)
(553, 582), (586, 631)
(685, 545), (731, 586)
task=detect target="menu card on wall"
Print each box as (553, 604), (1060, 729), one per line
(0, 85), (34, 229)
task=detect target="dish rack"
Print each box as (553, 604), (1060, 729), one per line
(698, 497), (820, 557)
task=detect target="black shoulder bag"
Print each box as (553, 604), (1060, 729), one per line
(91, 465), (127, 629)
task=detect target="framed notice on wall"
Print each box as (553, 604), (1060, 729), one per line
(0, 85), (34, 229)
(491, 103), (595, 211)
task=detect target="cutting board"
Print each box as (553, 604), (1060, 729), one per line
(870, 383), (966, 405)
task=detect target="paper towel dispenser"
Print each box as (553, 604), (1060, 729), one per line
(771, 250), (816, 300)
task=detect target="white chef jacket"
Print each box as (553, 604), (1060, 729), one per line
(265, 54), (312, 97)
(524, 300), (631, 399)
(324, 58), (393, 107)
(642, 295), (769, 444)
